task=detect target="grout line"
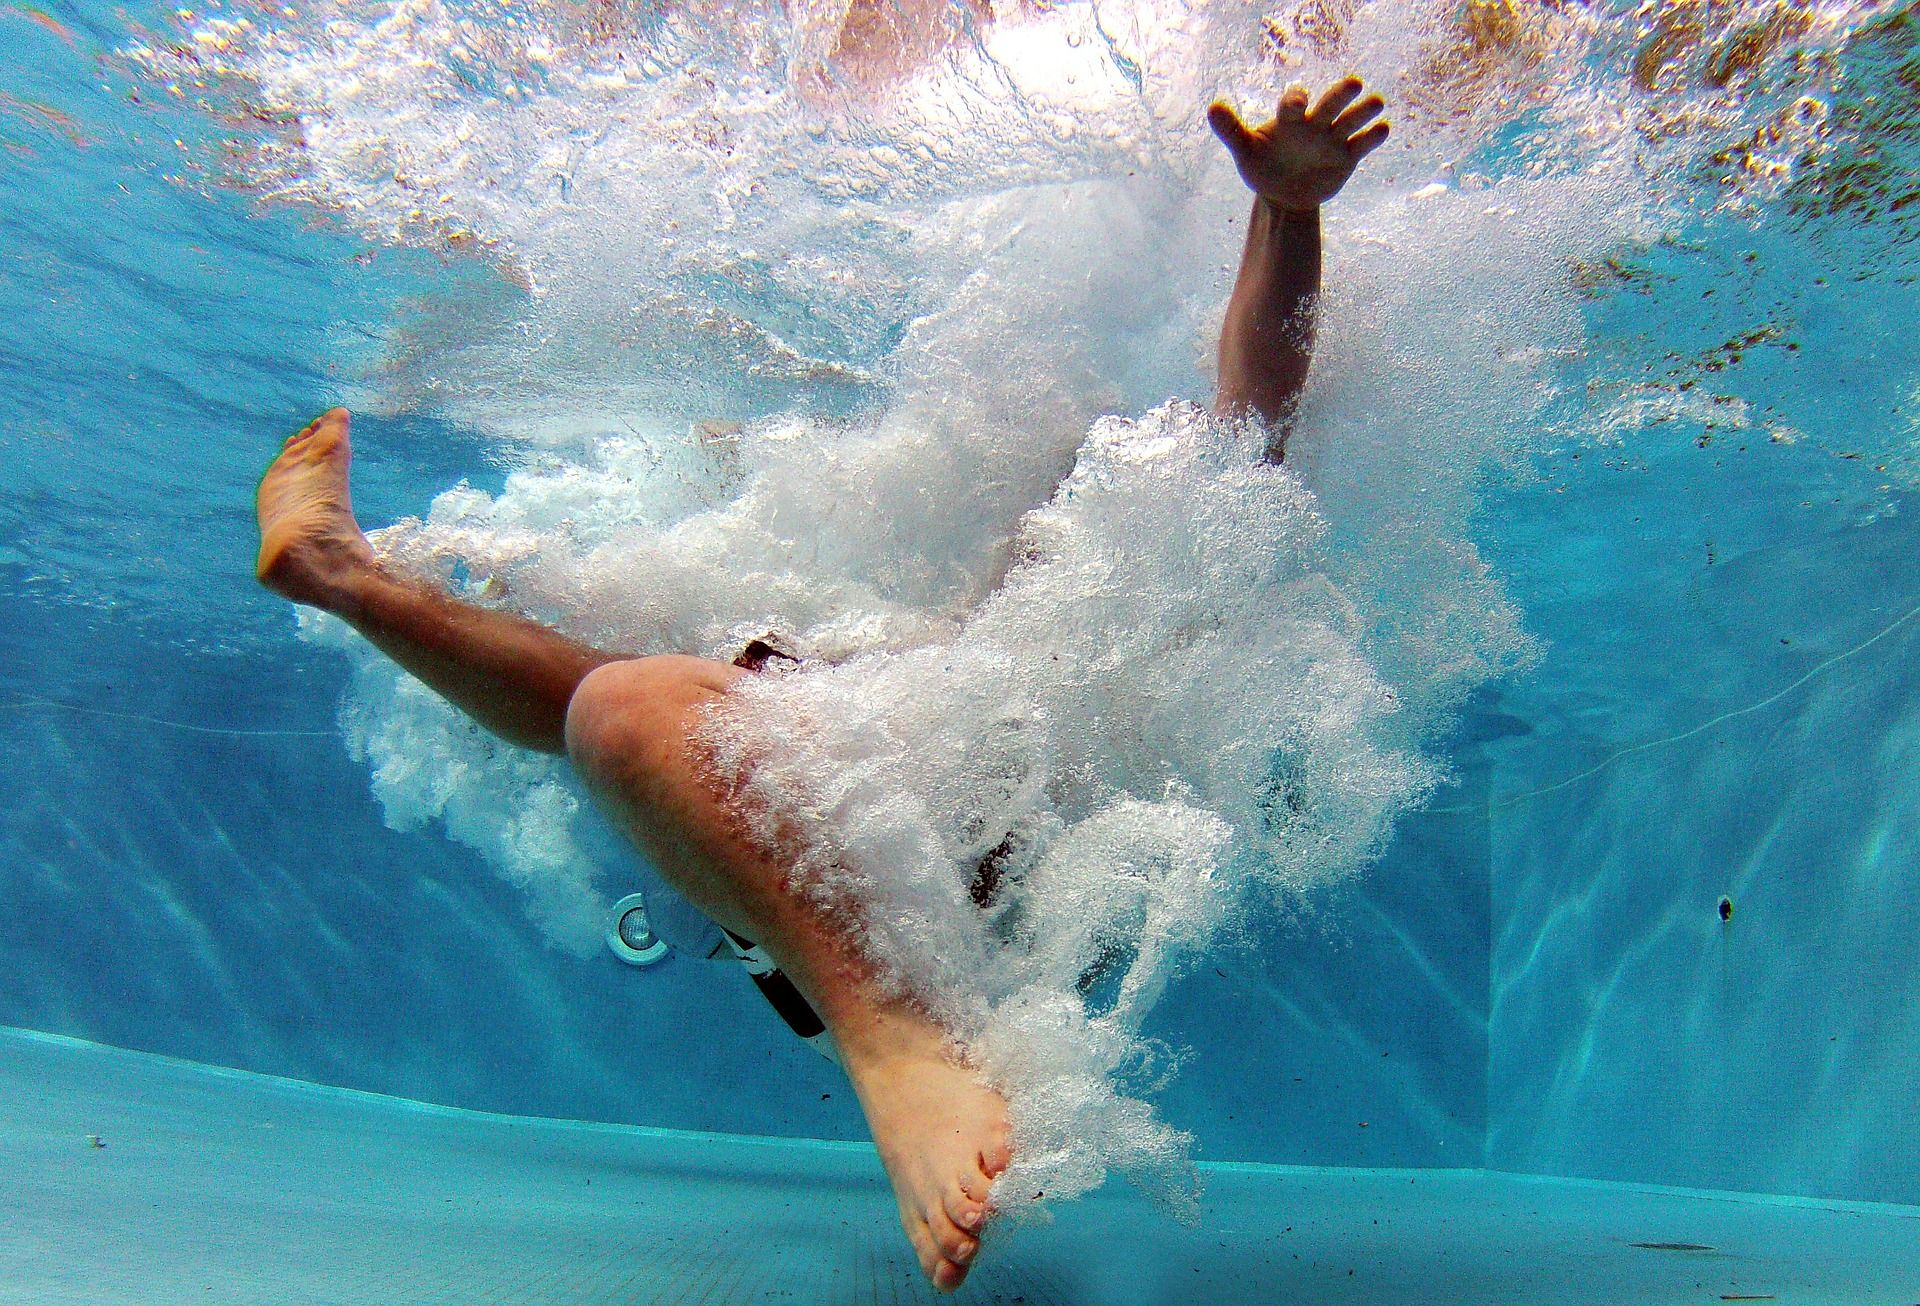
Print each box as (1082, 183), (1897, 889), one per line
(1432, 595), (1920, 815)
(0, 694), (341, 738)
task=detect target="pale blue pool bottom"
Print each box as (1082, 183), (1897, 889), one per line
(5, 1028), (1916, 1305)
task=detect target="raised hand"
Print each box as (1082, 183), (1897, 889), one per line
(1207, 76), (1389, 212)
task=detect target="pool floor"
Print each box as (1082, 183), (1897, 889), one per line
(3, 1028), (1915, 1304)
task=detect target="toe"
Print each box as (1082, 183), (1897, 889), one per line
(958, 1165), (990, 1204)
(927, 1210), (978, 1267)
(902, 1212), (944, 1284)
(944, 1182), (985, 1236)
(980, 1134), (1012, 1179)
(931, 1252), (972, 1293)
(287, 409), (350, 452)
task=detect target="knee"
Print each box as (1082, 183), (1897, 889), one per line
(563, 659), (656, 776)
(565, 654), (740, 780)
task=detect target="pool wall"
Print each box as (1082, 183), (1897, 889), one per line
(1483, 443), (1920, 1207)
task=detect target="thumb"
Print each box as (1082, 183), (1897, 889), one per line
(1207, 101), (1256, 163)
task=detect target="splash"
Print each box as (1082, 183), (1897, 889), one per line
(138, 0), (1909, 1212)
(700, 402), (1437, 1213)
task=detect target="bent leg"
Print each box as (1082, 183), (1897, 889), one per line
(565, 661), (1012, 1292)
(256, 409), (617, 753)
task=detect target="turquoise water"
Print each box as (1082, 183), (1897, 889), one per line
(2, 0), (1918, 1297)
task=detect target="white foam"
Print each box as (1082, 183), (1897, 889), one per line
(702, 402), (1435, 1212)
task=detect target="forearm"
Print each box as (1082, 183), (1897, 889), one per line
(1214, 198), (1322, 454)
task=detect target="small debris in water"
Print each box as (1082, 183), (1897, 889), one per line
(1719, 896), (1734, 922)
(1630, 1242), (1715, 1252)
(85, 1135), (104, 1149)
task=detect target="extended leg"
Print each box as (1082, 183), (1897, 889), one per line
(256, 409), (614, 753)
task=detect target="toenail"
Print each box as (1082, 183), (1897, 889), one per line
(952, 1242), (976, 1264)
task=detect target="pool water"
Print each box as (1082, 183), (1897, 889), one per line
(3, 0), (1917, 1299)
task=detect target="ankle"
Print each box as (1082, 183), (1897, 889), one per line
(323, 561), (395, 623)
(834, 1002), (958, 1078)
(266, 547), (382, 619)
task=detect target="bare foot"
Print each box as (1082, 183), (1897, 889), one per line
(840, 1014), (1013, 1293)
(255, 408), (376, 606)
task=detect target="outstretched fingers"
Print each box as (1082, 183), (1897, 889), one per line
(1206, 100), (1257, 162)
(1347, 120), (1390, 158)
(1307, 75), (1364, 124)
(1210, 74), (1386, 212)
(1330, 92), (1385, 137)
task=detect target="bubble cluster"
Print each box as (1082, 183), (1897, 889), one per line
(702, 403), (1436, 1213)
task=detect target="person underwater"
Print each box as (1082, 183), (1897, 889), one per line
(253, 78), (1388, 1291)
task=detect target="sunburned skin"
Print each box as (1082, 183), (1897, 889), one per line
(253, 77), (1387, 1291)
